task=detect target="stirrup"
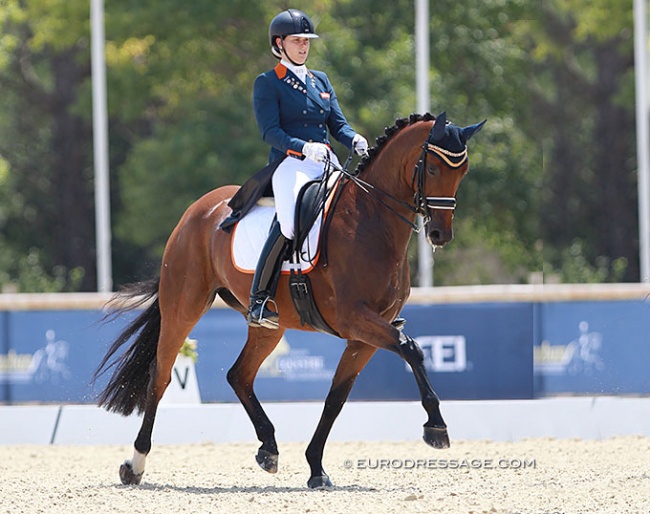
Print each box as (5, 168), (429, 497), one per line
(247, 297), (280, 330)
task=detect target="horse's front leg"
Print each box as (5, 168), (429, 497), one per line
(338, 310), (449, 449)
(305, 340), (376, 488)
(227, 327), (285, 473)
(391, 332), (449, 448)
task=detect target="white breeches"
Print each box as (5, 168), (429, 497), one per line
(272, 153), (340, 240)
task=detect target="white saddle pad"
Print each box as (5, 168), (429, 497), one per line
(231, 204), (323, 274)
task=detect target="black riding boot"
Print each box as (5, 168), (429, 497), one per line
(247, 220), (291, 329)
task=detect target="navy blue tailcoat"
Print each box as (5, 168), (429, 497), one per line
(253, 62), (356, 163)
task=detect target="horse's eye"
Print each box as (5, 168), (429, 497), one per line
(428, 165), (440, 177)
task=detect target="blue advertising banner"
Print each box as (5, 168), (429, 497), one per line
(534, 300), (650, 394)
(0, 310), (132, 404)
(188, 308), (348, 402)
(0, 312), (8, 402)
(351, 303), (535, 401)
(1, 297), (648, 404)
(191, 302), (534, 402)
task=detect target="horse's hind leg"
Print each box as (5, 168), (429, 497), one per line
(305, 340), (377, 488)
(119, 316), (200, 484)
(227, 327), (285, 473)
(121, 284), (216, 485)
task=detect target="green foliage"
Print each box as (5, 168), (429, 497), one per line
(0, 246), (84, 293)
(23, 0), (90, 51)
(558, 0), (634, 43)
(544, 239), (628, 284)
(429, 217), (541, 286)
(115, 94), (264, 256)
(0, 0), (642, 291)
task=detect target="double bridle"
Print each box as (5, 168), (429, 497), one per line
(411, 135), (468, 225)
(330, 123), (468, 232)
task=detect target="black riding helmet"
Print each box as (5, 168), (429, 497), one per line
(269, 9), (319, 59)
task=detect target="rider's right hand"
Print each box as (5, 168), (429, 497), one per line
(302, 142), (330, 163)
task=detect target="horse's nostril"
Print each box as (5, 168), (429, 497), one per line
(429, 228), (452, 246)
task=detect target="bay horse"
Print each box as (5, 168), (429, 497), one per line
(94, 112), (485, 488)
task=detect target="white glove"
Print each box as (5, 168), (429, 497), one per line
(353, 133), (369, 156)
(302, 142), (330, 162)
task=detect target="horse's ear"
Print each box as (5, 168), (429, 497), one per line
(461, 119), (487, 142)
(430, 111), (447, 142)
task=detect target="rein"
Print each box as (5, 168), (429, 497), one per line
(334, 162), (423, 231)
(328, 123), (467, 232)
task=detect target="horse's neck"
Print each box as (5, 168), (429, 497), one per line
(359, 127), (424, 210)
(362, 125), (427, 203)
(348, 126), (426, 248)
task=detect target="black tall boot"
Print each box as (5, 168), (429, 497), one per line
(246, 220), (291, 329)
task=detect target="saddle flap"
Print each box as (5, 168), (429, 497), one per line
(294, 179), (327, 250)
(293, 171), (343, 261)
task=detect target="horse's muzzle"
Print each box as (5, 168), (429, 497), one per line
(426, 220), (453, 247)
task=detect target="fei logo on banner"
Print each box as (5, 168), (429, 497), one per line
(405, 335), (468, 373)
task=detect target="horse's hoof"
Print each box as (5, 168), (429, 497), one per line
(255, 449), (279, 474)
(423, 426), (450, 449)
(119, 460), (143, 485)
(307, 474), (333, 489)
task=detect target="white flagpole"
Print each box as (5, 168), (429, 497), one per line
(635, 0), (650, 282)
(91, 0), (113, 292)
(416, 0), (433, 287)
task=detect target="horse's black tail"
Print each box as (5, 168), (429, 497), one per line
(92, 277), (161, 416)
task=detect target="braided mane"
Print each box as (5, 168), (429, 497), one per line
(354, 112), (436, 175)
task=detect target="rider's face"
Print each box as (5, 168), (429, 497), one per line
(279, 36), (310, 65)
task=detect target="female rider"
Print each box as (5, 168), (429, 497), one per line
(247, 8), (368, 329)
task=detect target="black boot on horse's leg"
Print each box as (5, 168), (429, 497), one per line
(396, 332), (450, 449)
(391, 316), (406, 331)
(247, 220), (291, 329)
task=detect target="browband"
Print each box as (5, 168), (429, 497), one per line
(427, 143), (468, 168)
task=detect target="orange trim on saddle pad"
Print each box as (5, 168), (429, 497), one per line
(230, 178), (342, 275)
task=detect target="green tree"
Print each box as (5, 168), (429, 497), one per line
(0, 0), (641, 292)
(525, 0), (637, 282)
(414, 0), (544, 284)
(0, 0), (93, 291)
